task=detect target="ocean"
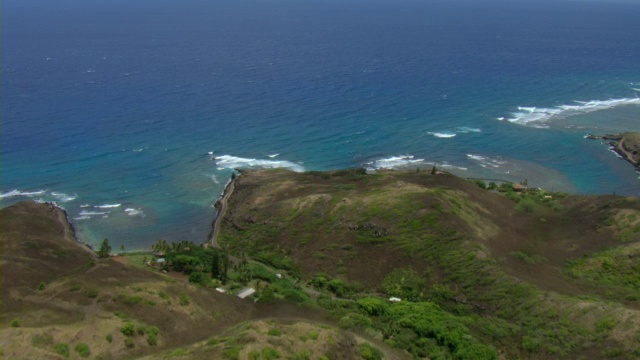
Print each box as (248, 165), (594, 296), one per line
(2, 0), (640, 250)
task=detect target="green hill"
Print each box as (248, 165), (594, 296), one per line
(2, 169), (640, 359)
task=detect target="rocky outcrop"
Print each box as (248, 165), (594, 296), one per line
(587, 132), (640, 170)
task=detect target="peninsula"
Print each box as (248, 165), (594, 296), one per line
(587, 132), (640, 170)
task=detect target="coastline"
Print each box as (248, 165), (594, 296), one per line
(586, 132), (640, 171)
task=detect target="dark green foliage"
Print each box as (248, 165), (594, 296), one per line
(381, 268), (426, 301)
(120, 322), (135, 337)
(53, 343), (70, 358)
(223, 346), (242, 360)
(106, 334), (113, 343)
(97, 238), (111, 258)
(188, 271), (209, 285)
(74, 343), (90, 358)
(261, 347), (281, 360)
(147, 326), (159, 346)
(267, 328), (281, 336)
(38, 282), (46, 291)
(357, 297), (389, 316)
(358, 343), (383, 360)
(10, 320), (19, 328)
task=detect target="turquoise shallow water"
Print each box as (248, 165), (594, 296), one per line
(2, 0), (640, 250)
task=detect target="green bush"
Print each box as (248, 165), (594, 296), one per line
(10, 319), (20, 328)
(179, 292), (190, 306)
(74, 343), (90, 358)
(358, 343), (383, 360)
(262, 347), (281, 360)
(268, 328), (282, 336)
(189, 271), (209, 285)
(38, 282), (46, 291)
(515, 197), (536, 212)
(223, 346), (242, 360)
(120, 322), (135, 337)
(106, 334), (113, 343)
(53, 343), (70, 358)
(290, 349), (312, 360)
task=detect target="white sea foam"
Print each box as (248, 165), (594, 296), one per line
(95, 204), (122, 209)
(467, 154), (508, 169)
(79, 210), (110, 216)
(267, 154), (280, 158)
(505, 97), (640, 128)
(365, 155), (468, 172)
(51, 192), (77, 202)
(214, 155), (304, 172)
(427, 131), (457, 138)
(211, 174), (220, 184)
(0, 189), (48, 199)
(367, 155), (425, 170)
(80, 204), (91, 208)
(455, 127), (482, 133)
(633, 88), (640, 92)
(125, 208), (145, 217)
(497, 117), (505, 121)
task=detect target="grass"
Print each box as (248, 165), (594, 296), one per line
(74, 343), (90, 358)
(53, 343), (70, 358)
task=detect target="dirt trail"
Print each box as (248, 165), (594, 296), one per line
(209, 177), (236, 249)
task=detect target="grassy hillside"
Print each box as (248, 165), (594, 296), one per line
(216, 169), (640, 359)
(3, 169), (640, 359)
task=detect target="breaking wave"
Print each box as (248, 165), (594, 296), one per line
(366, 155), (467, 172)
(0, 189), (48, 199)
(214, 155), (305, 172)
(504, 97), (640, 128)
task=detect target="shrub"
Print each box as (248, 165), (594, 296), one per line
(262, 347), (281, 360)
(84, 289), (99, 298)
(179, 292), (190, 306)
(74, 343), (90, 358)
(120, 322), (135, 337)
(358, 343), (383, 360)
(147, 333), (158, 346)
(106, 334), (113, 343)
(290, 349), (312, 360)
(268, 328), (282, 336)
(53, 343), (70, 358)
(10, 319), (20, 328)
(38, 282), (46, 291)
(248, 350), (261, 360)
(516, 197), (536, 212)
(223, 346), (242, 360)
(189, 271), (209, 285)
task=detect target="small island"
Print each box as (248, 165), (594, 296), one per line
(587, 132), (640, 170)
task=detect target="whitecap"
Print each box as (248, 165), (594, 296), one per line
(467, 154), (508, 169)
(210, 174), (220, 184)
(51, 192), (77, 202)
(427, 131), (457, 138)
(0, 189), (48, 199)
(367, 155), (425, 170)
(214, 155), (304, 172)
(79, 210), (110, 216)
(496, 117), (505, 121)
(124, 208), (145, 217)
(505, 97), (640, 127)
(80, 204), (91, 208)
(95, 204), (121, 209)
(73, 216), (91, 221)
(267, 154), (280, 158)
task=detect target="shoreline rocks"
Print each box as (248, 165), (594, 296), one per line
(587, 132), (640, 170)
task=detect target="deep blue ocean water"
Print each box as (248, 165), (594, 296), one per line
(3, 0), (640, 250)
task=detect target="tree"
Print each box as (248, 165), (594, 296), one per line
(98, 238), (111, 258)
(211, 249), (220, 280)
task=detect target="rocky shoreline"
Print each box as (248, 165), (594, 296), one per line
(586, 132), (640, 171)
